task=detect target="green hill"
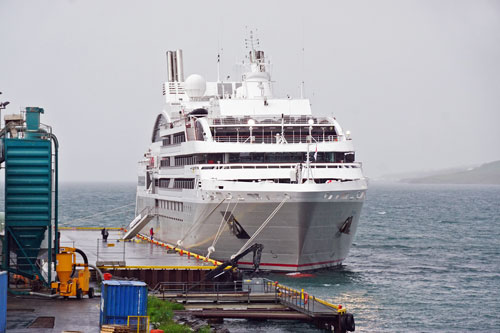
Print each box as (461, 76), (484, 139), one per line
(402, 160), (500, 185)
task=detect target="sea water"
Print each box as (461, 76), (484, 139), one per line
(5, 182), (499, 332)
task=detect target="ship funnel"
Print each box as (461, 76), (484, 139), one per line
(166, 51), (174, 82)
(166, 49), (184, 82)
(176, 49), (184, 82)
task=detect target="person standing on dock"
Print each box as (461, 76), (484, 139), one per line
(150, 227), (154, 241)
(101, 227), (109, 242)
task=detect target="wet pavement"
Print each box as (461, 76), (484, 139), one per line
(60, 228), (214, 267)
(6, 294), (101, 332)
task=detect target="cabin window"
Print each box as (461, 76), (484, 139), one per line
(162, 136), (171, 146)
(160, 157), (171, 167)
(159, 179), (170, 188)
(173, 132), (186, 144)
(175, 155), (197, 166)
(158, 199), (184, 212)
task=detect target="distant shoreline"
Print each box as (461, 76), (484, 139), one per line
(398, 160), (500, 185)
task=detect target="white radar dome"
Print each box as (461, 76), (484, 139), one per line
(185, 74), (206, 98)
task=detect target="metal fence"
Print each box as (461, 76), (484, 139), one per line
(153, 279), (343, 316)
(96, 238), (126, 266)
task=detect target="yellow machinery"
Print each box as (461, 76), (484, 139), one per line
(51, 247), (94, 299)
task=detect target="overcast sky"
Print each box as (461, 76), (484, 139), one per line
(1, 0), (499, 182)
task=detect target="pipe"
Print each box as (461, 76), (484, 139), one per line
(88, 263), (104, 283)
(29, 291), (59, 298)
(166, 51), (174, 82)
(8, 289), (59, 298)
(74, 248), (88, 265)
(176, 49), (184, 82)
(172, 52), (178, 82)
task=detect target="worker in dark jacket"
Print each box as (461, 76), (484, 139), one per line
(101, 228), (109, 242)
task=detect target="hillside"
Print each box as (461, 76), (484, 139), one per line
(402, 160), (500, 185)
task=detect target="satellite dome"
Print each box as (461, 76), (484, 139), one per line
(185, 74), (206, 98)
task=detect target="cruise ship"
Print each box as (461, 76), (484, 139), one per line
(133, 40), (367, 271)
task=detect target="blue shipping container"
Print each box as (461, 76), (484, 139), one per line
(0, 271), (7, 333)
(99, 280), (147, 326)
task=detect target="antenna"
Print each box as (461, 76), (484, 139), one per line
(244, 29), (260, 63)
(217, 49), (223, 83)
(217, 20), (224, 83)
(300, 18), (305, 99)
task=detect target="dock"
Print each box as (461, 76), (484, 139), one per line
(59, 227), (237, 287)
(59, 227), (355, 332)
(156, 280), (354, 332)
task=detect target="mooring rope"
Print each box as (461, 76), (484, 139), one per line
(176, 197), (228, 248)
(232, 195), (289, 258)
(206, 197), (233, 259)
(62, 202), (135, 224)
(206, 198), (242, 259)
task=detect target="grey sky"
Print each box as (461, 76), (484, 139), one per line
(1, 0), (499, 182)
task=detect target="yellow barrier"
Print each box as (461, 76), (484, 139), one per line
(133, 233), (223, 266)
(127, 315), (149, 333)
(97, 265), (219, 270)
(272, 282), (347, 314)
(59, 226), (122, 230)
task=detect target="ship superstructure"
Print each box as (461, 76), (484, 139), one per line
(134, 40), (367, 271)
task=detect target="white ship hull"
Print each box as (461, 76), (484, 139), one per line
(136, 179), (366, 271)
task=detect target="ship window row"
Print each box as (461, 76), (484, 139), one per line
(157, 199), (183, 212)
(156, 178), (170, 188)
(160, 152), (354, 166)
(174, 178), (195, 189)
(161, 154), (223, 167)
(160, 157), (170, 167)
(155, 178), (195, 189)
(173, 132), (186, 144)
(175, 155), (197, 166)
(211, 127), (337, 144)
(229, 152), (353, 164)
(162, 132), (186, 146)
(230, 178), (355, 183)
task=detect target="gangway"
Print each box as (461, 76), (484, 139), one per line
(121, 208), (155, 240)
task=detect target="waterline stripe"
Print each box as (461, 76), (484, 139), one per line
(238, 258), (344, 268)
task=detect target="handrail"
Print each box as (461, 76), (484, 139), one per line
(192, 162), (362, 170)
(209, 115), (335, 126)
(152, 279), (347, 315)
(128, 206), (155, 230)
(266, 279), (347, 314)
(213, 134), (339, 144)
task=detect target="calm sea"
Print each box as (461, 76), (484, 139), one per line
(6, 182), (500, 332)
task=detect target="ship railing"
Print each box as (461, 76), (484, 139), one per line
(154, 279), (279, 301)
(213, 134), (339, 144)
(209, 115), (334, 126)
(191, 162), (362, 171)
(153, 279), (346, 315)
